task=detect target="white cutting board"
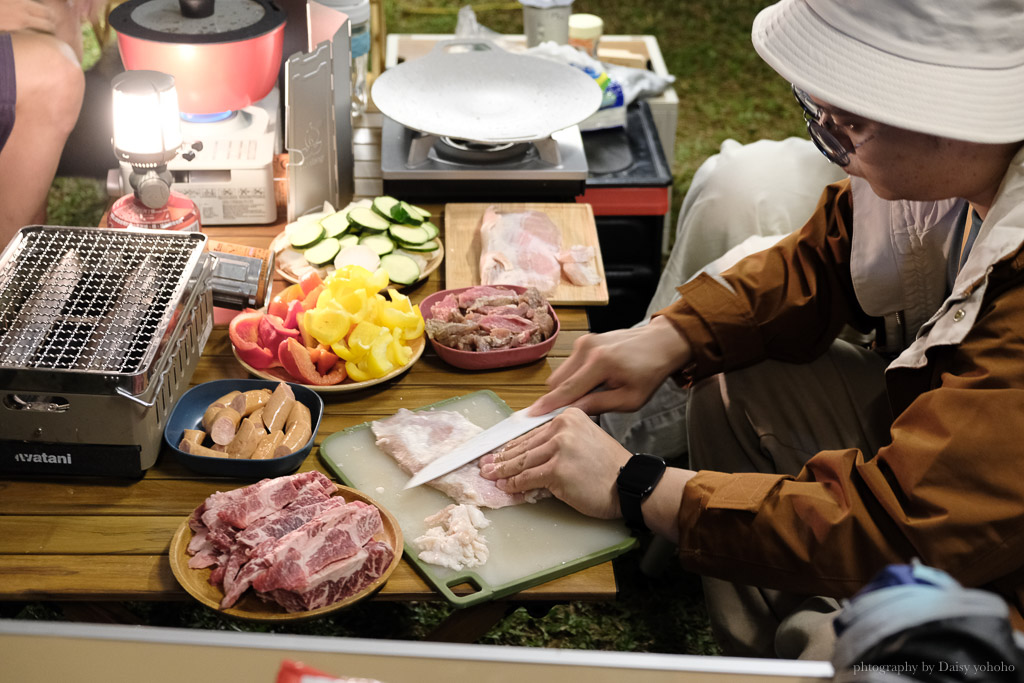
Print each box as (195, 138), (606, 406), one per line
(318, 391), (635, 606)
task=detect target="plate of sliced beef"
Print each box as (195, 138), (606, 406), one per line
(421, 285), (559, 370)
(169, 471), (402, 621)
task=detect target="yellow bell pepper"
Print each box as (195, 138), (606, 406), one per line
(345, 359), (372, 382)
(304, 307), (351, 346)
(366, 329), (395, 377)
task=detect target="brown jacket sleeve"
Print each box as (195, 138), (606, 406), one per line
(656, 178), (874, 381)
(659, 181), (1024, 607)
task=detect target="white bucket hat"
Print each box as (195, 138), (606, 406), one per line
(752, 0), (1024, 143)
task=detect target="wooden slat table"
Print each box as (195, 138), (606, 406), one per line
(0, 203), (618, 642)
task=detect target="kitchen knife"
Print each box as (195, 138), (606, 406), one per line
(403, 406), (568, 490)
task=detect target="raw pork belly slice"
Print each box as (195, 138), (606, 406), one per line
(220, 501), (381, 609)
(264, 540), (394, 612)
(371, 408), (549, 509)
(251, 502), (382, 594)
(188, 472), (337, 569)
(184, 471), (394, 613)
(479, 206), (562, 296)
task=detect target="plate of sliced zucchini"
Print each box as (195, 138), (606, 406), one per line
(271, 197), (444, 288)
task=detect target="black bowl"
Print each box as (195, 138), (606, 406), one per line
(164, 379), (324, 478)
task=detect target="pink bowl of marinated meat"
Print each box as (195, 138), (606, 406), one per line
(421, 285), (560, 370)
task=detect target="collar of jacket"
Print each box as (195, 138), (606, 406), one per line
(849, 146), (1024, 369)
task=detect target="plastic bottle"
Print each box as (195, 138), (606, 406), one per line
(321, 0), (371, 116)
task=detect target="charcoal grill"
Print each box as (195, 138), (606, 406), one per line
(0, 226), (213, 477)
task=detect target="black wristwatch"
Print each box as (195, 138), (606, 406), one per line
(616, 453), (666, 535)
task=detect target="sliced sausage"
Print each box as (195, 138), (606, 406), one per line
(179, 439), (231, 459)
(285, 401), (312, 433)
(227, 418), (263, 459)
(279, 421), (312, 456)
(239, 389), (273, 417)
(181, 429), (206, 446)
(209, 406), (242, 445)
(262, 382), (295, 434)
(213, 390), (242, 406)
(251, 430), (285, 460)
(246, 407), (265, 431)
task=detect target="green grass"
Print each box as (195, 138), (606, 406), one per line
(35, 0), (806, 655)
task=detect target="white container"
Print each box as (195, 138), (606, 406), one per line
(568, 13), (603, 57)
(520, 0), (573, 47)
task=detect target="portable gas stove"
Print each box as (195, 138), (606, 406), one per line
(0, 226), (213, 477)
(380, 117), (589, 203)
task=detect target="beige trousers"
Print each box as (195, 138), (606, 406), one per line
(687, 339), (892, 659)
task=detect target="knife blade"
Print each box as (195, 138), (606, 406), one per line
(403, 406), (568, 490)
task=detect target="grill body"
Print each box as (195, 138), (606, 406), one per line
(0, 226), (213, 476)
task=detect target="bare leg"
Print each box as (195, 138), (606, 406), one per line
(0, 31), (84, 247)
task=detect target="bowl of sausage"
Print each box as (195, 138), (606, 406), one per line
(164, 379), (324, 477)
(420, 285), (560, 370)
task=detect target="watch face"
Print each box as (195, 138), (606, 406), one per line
(619, 453), (666, 496)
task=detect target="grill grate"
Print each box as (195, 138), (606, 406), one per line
(0, 227), (206, 375)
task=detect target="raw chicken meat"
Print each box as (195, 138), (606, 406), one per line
(371, 408), (549, 509)
(479, 206), (562, 296)
(558, 245), (602, 286)
(414, 504), (490, 571)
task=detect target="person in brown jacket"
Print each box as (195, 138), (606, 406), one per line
(481, 0), (1024, 660)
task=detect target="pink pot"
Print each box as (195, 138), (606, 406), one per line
(111, 0), (287, 114)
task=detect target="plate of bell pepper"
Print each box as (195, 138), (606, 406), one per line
(228, 267), (426, 392)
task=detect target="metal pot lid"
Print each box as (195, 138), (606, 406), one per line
(371, 41), (604, 145)
(110, 0), (286, 44)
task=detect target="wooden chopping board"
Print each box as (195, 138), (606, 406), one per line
(443, 202), (609, 306)
(318, 391), (635, 608)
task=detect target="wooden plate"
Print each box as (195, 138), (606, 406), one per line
(233, 334), (425, 393)
(168, 485), (403, 622)
(271, 230), (444, 288)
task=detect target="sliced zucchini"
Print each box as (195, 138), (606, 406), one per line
(320, 210), (353, 239)
(371, 196), (401, 221)
(380, 252), (421, 286)
(410, 204), (432, 220)
(337, 233), (360, 250)
(388, 223), (430, 245)
(349, 206), (393, 232)
(420, 221), (439, 240)
(359, 232), (396, 256)
(290, 221), (325, 249)
(304, 237), (341, 266)
(392, 200), (423, 225)
(399, 238), (440, 253)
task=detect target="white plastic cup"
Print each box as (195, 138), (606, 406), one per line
(523, 4), (573, 47)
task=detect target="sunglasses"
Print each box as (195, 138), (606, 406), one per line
(793, 85), (874, 167)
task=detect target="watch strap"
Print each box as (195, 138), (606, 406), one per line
(617, 453), (666, 535)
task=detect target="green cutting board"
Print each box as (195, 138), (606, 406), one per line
(318, 390), (636, 608)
